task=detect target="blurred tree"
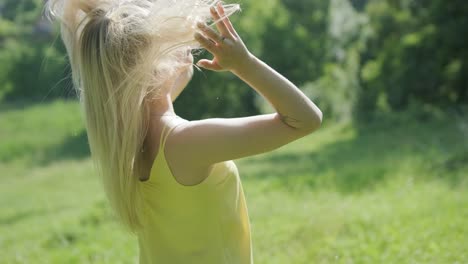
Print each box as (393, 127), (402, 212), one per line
(359, 0), (468, 117)
(0, 0), (71, 101)
(1, 0), (467, 121)
(301, 0), (368, 122)
(262, 0), (329, 84)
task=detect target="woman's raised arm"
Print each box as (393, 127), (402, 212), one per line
(194, 3), (322, 130)
(166, 3), (322, 170)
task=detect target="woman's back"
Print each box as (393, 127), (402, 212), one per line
(137, 117), (253, 263)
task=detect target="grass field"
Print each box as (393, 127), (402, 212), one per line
(1, 100), (467, 263)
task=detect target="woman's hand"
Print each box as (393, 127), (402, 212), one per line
(194, 3), (252, 72)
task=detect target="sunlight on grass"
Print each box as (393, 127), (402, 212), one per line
(0, 100), (466, 263)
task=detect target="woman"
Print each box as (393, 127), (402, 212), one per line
(46, 0), (322, 263)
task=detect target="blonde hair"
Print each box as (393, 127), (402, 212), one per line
(45, 0), (240, 234)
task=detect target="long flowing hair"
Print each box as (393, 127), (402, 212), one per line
(45, 0), (240, 233)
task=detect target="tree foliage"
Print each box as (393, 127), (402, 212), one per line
(0, 0), (72, 101)
(1, 0), (466, 120)
(360, 0), (468, 113)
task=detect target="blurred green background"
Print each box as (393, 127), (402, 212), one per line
(0, 0), (467, 263)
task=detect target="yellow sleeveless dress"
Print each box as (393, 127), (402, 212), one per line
(137, 116), (253, 264)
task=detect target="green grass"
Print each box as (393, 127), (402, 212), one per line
(1, 100), (467, 263)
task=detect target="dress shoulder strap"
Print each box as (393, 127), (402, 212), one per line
(158, 116), (185, 151)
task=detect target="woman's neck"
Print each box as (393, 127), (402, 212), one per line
(148, 93), (176, 117)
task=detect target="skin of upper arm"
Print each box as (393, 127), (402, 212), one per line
(169, 113), (317, 166)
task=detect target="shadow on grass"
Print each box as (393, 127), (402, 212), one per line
(243, 134), (391, 194)
(0, 206), (67, 226)
(38, 130), (90, 166)
(0, 130), (90, 165)
(241, 114), (467, 194)
(0, 209), (48, 225)
(0, 98), (76, 113)
(0, 100), (42, 113)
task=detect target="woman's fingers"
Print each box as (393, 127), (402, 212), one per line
(194, 3), (247, 72)
(194, 32), (217, 54)
(209, 5), (231, 39)
(196, 59), (223, 72)
(216, 2), (238, 37)
(197, 22), (224, 44)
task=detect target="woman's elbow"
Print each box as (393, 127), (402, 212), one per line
(278, 107), (323, 133)
(303, 107), (322, 133)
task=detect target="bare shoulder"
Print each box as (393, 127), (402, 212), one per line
(163, 117), (214, 186)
